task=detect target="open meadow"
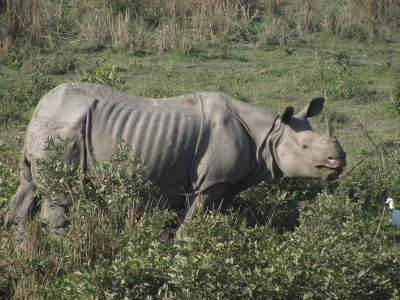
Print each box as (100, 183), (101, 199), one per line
(1, 0), (400, 299)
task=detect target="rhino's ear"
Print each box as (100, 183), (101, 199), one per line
(281, 106), (294, 124)
(299, 97), (325, 118)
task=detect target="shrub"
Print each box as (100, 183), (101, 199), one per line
(283, 191), (400, 299)
(0, 136), (167, 298)
(339, 143), (400, 214)
(81, 63), (127, 91)
(239, 177), (326, 232)
(2, 143), (400, 298)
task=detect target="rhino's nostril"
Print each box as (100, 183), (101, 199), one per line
(326, 156), (339, 165)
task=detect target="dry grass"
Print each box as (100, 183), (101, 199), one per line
(155, 0), (260, 51)
(3, 0), (64, 48)
(353, 0), (398, 26)
(288, 0), (318, 35)
(77, 7), (111, 49)
(111, 12), (151, 52)
(0, 0), (399, 54)
(111, 10), (132, 50)
(263, 0), (287, 16)
(156, 18), (193, 53)
(0, 35), (11, 55)
(332, 0), (398, 41)
(258, 16), (289, 46)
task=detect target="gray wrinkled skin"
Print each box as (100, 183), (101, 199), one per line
(7, 83), (346, 238)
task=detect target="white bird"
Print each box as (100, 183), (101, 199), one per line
(385, 198), (400, 229)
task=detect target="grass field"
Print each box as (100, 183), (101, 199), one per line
(1, 1), (400, 299)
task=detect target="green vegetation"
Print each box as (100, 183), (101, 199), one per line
(1, 0), (400, 299)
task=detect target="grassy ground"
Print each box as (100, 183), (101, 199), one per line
(1, 2), (400, 297)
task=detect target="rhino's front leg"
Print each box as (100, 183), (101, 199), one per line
(7, 181), (38, 242)
(41, 196), (71, 236)
(7, 161), (39, 243)
(176, 184), (227, 237)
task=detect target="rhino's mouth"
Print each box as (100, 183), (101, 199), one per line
(314, 158), (346, 180)
(315, 165), (343, 180)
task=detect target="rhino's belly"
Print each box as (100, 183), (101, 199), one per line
(89, 101), (200, 194)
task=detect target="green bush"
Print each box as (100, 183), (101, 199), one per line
(239, 177), (326, 232)
(37, 195), (400, 299)
(289, 191), (400, 299)
(339, 145), (400, 213)
(81, 63), (127, 91)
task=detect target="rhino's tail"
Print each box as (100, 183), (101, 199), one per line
(7, 152), (38, 236)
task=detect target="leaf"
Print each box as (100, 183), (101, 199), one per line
(357, 269), (367, 279)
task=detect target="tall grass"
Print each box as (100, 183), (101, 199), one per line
(2, 0), (65, 49)
(1, 0), (398, 55)
(332, 0), (397, 41)
(353, 0), (398, 26)
(155, 0), (259, 52)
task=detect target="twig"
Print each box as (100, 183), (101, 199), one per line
(340, 141), (385, 179)
(357, 120), (385, 166)
(374, 205), (387, 242)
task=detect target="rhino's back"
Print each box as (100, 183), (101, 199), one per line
(88, 98), (202, 195)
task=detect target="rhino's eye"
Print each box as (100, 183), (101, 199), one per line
(302, 144), (308, 149)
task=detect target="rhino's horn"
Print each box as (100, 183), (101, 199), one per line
(325, 118), (335, 138)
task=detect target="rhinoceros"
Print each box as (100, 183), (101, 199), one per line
(8, 83), (346, 237)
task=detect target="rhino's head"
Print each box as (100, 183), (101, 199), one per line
(274, 98), (346, 181)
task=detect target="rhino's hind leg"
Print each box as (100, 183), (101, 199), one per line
(176, 184), (227, 237)
(7, 159), (38, 241)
